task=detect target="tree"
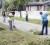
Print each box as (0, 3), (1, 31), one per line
(18, 4), (23, 18)
(1, 0), (30, 17)
(18, 0), (30, 18)
(0, 0), (2, 9)
(4, 2), (9, 11)
(0, 0), (9, 12)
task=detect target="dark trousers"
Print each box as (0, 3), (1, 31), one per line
(9, 20), (12, 30)
(3, 16), (6, 22)
(41, 20), (48, 35)
(26, 17), (28, 22)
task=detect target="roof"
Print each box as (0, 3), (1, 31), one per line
(44, 0), (50, 4)
(27, 2), (44, 6)
(27, 1), (50, 6)
(44, 1), (50, 6)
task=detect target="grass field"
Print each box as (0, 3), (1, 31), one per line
(0, 24), (50, 45)
(0, 13), (2, 16)
(15, 17), (50, 27)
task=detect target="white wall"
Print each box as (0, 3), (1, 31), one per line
(31, 6), (37, 11)
(15, 11), (50, 20)
(26, 6), (45, 11)
(15, 11), (20, 17)
(26, 6), (37, 11)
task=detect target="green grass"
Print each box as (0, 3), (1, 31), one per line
(0, 13), (2, 16)
(48, 11), (50, 16)
(0, 24), (50, 45)
(15, 17), (50, 27)
(48, 8), (50, 11)
(15, 17), (41, 24)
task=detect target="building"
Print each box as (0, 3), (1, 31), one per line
(33, 0), (50, 2)
(26, 2), (44, 11)
(26, 0), (50, 11)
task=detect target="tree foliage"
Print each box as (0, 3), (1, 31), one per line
(1, 0), (31, 11)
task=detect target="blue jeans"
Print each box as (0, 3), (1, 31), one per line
(9, 20), (12, 30)
(3, 16), (6, 22)
(26, 16), (28, 22)
(41, 20), (48, 35)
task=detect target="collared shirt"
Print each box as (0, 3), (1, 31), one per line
(42, 13), (48, 22)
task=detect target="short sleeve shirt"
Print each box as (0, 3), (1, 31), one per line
(42, 13), (48, 22)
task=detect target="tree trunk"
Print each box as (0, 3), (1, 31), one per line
(20, 11), (22, 18)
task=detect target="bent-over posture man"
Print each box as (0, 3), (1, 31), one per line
(39, 12), (48, 35)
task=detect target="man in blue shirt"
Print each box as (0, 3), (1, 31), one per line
(39, 12), (48, 35)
